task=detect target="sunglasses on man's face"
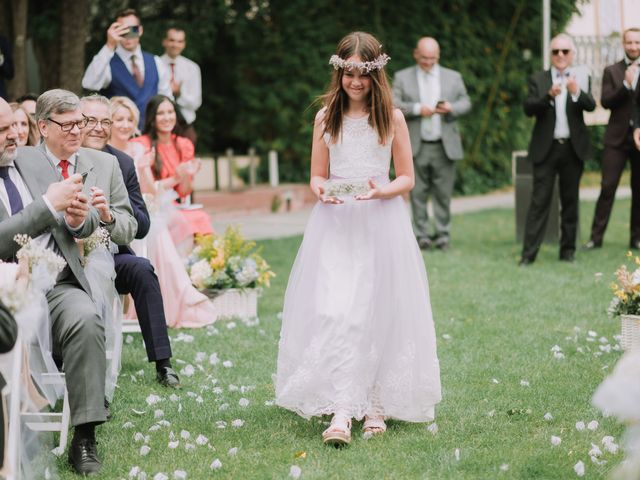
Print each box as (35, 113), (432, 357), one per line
(552, 49), (571, 56)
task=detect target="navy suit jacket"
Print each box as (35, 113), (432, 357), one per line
(103, 144), (150, 253)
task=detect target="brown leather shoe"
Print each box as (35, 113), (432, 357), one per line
(68, 436), (101, 475)
(157, 366), (181, 388)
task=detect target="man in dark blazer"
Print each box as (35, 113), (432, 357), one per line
(585, 28), (640, 250)
(0, 96), (106, 475)
(520, 34), (596, 265)
(80, 95), (179, 388)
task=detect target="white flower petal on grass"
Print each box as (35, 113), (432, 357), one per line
(574, 460), (585, 477)
(216, 421), (227, 429)
(158, 420), (171, 428)
(587, 420), (599, 431)
(239, 398), (250, 407)
(551, 345), (562, 352)
(210, 459), (222, 470)
(195, 351), (206, 363)
(185, 443), (195, 451)
(576, 421), (586, 431)
(180, 430), (191, 440)
(140, 445), (151, 456)
(232, 419), (244, 428)
(427, 423), (438, 434)
(126, 334), (134, 344)
(588, 330), (597, 337)
(442, 333), (452, 340)
(544, 413), (553, 421)
(175, 332), (194, 343)
(553, 351), (565, 359)
(123, 421), (135, 429)
(136, 369), (145, 377)
(362, 430), (373, 440)
(577, 347), (584, 353)
(51, 446), (64, 457)
(223, 360), (233, 368)
(154, 409), (164, 419)
(178, 403), (183, 413)
(492, 378), (500, 384)
(487, 410), (496, 417)
(590, 456), (606, 466)
(196, 434), (209, 445)
(500, 464), (509, 472)
(602, 436), (619, 454)
(153, 474), (168, 480)
(589, 443), (602, 457)
(146, 394), (161, 406)
(551, 436), (562, 446)
(169, 394), (180, 402)
(180, 364), (195, 377)
(213, 387), (223, 395)
(129, 466), (141, 477)
(149, 425), (161, 432)
(228, 447), (238, 457)
(226, 321), (237, 330)
(168, 441), (179, 449)
(228, 384), (239, 392)
(520, 379), (530, 387)
(173, 471), (187, 480)
(132, 408), (147, 415)
(454, 448), (460, 461)
(219, 403), (229, 411)
(134, 432), (146, 442)
(209, 353), (220, 365)
(264, 400), (275, 406)
(196, 396), (204, 404)
(599, 337), (608, 344)
(289, 465), (302, 479)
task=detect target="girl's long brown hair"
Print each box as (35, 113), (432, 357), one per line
(321, 32), (394, 145)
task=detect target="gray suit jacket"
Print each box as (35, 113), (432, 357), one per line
(34, 144), (137, 246)
(392, 64), (471, 160)
(0, 148), (99, 294)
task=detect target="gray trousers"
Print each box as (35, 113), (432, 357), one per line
(47, 280), (106, 427)
(410, 141), (456, 240)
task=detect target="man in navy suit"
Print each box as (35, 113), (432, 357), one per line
(80, 94), (179, 388)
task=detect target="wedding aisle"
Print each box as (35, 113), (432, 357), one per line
(46, 199), (632, 479)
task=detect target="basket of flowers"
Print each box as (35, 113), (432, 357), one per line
(608, 252), (640, 351)
(186, 226), (275, 320)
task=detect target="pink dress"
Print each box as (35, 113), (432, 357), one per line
(130, 134), (213, 245)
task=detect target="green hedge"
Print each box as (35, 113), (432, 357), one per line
(81, 0), (581, 193)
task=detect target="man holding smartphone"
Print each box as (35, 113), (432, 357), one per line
(393, 37), (471, 251)
(82, 8), (172, 129)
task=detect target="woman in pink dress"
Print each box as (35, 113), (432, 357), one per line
(130, 95), (213, 245)
(109, 96), (217, 329)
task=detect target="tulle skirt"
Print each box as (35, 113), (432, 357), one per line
(275, 185), (441, 422)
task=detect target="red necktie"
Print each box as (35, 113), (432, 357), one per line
(59, 159), (70, 179)
(170, 62), (175, 82)
(131, 55), (144, 87)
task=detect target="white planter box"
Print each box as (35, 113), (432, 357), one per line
(620, 314), (640, 351)
(202, 288), (258, 320)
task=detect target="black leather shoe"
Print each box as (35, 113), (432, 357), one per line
(104, 398), (111, 421)
(417, 237), (432, 250)
(518, 257), (534, 266)
(157, 367), (181, 388)
(68, 436), (101, 475)
(560, 253), (575, 262)
(582, 240), (602, 250)
(630, 240), (640, 250)
(434, 236), (450, 251)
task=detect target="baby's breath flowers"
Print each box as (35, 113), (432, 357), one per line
(608, 252), (640, 317)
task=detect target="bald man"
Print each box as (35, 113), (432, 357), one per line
(393, 37), (471, 251)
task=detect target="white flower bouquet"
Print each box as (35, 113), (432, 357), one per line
(79, 227), (111, 266)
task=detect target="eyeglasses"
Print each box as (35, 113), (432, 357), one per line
(47, 116), (89, 132)
(552, 49), (571, 56)
(86, 117), (113, 130)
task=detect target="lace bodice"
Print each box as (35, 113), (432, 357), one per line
(324, 115), (392, 179)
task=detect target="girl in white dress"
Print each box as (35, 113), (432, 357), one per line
(275, 32), (441, 446)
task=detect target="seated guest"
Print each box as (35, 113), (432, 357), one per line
(130, 94), (213, 245)
(9, 102), (39, 146)
(0, 300), (17, 477)
(0, 95), (106, 475)
(80, 94), (180, 385)
(15, 93), (38, 119)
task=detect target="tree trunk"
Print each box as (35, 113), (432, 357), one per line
(59, 0), (88, 93)
(8, 0), (28, 99)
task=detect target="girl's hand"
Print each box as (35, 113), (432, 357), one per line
(355, 179), (381, 200)
(316, 185), (343, 204)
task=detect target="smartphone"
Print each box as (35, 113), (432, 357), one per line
(436, 100), (445, 107)
(122, 25), (141, 39)
(81, 171), (89, 184)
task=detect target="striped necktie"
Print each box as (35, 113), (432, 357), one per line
(0, 166), (24, 215)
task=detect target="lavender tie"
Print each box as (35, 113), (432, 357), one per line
(0, 166), (24, 215)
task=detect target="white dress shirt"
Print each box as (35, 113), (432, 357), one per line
(82, 44), (173, 98)
(412, 64), (442, 141)
(551, 66), (581, 140)
(623, 54), (640, 91)
(160, 53), (202, 124)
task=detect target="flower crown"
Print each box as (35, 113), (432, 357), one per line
(329, 53), (390, 73)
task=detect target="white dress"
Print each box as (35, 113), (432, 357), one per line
(275, 114), (441, 422)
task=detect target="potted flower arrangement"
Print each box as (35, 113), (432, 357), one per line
(187, 226), (275, 319)
(608, 252), (640, 350)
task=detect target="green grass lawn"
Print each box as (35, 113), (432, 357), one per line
(51, 198), (636, 479)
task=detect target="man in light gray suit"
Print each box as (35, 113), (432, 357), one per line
(0, 90), (135, 475)
(393, 37), (471, 250)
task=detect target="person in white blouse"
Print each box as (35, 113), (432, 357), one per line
(82, 8), (172, 130)
(160, 27), (202, 147)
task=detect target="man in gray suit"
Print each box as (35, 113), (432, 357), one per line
(393, 37), (471, 250)
(0, 90), (135, 475)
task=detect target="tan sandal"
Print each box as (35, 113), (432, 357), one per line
(363, 415), (387, 436)
(322, 414), (352, 446)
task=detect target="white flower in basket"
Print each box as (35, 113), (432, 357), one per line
(608, 252), (640, 351)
